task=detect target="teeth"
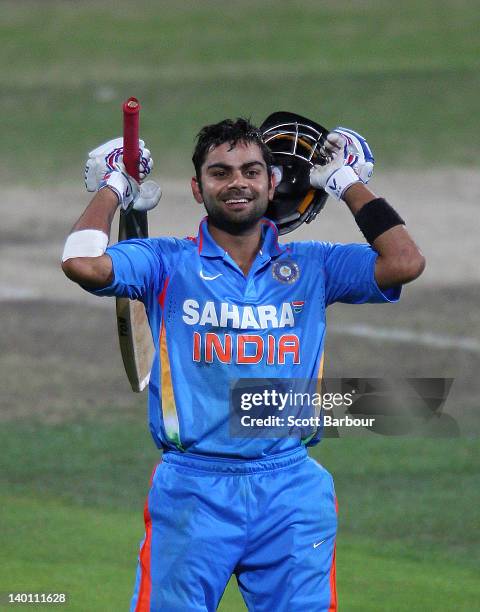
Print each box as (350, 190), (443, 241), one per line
(225, 199), (249, 204)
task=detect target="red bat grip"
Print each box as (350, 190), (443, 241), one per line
(122, 97), (141, 182)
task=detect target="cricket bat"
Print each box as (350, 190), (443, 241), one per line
(115, 97), (154, 392)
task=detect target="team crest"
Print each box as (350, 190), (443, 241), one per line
(272, 259), (300, 284)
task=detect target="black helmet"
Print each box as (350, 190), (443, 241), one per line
(260, 111), (329, 235)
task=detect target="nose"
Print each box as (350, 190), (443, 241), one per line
(227, 170), (248, 189)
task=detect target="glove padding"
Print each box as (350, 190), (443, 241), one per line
(334, 127), (374, 183)
(310, 127), (374, 200)
(84, 137), (161, 212)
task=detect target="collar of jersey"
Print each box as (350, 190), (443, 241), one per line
(196, 217), (288, 260)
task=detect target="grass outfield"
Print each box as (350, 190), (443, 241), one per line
(2, 498), (478, 612)
(1, 420), (478, 610)
(1, 0), (479, 182)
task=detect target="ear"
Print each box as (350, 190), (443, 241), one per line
(268, 171), (276, 202)
(191, 177), (204, 203)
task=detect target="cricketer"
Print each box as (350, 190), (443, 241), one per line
(61, 113), (425, 611)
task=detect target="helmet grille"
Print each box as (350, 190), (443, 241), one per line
(260, 111), (330, 235)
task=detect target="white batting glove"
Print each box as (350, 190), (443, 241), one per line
(84, 137), (161, 212)
(310, 128), (375, 200)
(333, 127), (375, 183)
(135, 180), (162, 212)
(84, 137), (152, 190)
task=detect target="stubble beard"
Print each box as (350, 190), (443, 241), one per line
(204, 196), (269, 235)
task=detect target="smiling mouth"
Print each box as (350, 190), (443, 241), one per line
(223, 197), (253, 209)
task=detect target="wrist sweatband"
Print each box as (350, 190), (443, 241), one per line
(354, 198), (405, 244)
(61, 229), (109, 262)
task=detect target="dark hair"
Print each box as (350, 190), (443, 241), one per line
(192, 118), (273, 183)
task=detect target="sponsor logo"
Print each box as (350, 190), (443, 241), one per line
(291, 300), (304, 313)
(182, 300), (295, 329)
(313, 539), (326, 548)
(183, 300), (301, 364)
(199, 270), (222, 281)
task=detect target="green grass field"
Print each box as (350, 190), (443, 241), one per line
(1, 0), (479, 182)
(1, 1), (479, 610)
(1, 421), (478, 610)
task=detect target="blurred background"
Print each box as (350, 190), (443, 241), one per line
(1, 1), (478, 610)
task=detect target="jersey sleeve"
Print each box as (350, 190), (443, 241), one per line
(322, 242), (401, 306)
(87, 238), (165, 299)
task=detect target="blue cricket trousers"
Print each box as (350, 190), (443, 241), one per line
(131, 446), (337, 611)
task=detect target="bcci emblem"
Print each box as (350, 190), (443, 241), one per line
(272, 259), (300, 284)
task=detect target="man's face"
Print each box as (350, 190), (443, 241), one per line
(191, 141), (275, 234)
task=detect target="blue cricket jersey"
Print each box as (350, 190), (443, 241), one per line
(92, 217), (400, 458)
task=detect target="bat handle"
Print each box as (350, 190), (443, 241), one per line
(123, 97), (141, 182)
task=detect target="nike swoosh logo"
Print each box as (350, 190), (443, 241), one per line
(200, 270), (222, 281)
(313, 539), (326, 548)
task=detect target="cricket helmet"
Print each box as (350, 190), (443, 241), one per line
(260, 111), (330, 235)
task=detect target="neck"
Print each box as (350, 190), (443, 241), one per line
(207, 220), (263, 275)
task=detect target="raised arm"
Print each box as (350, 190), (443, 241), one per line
(310, 128), (425, 289)
(61, 188), (120, 288)
(342, 182), (425, 288)
(61, 138), (161, 289)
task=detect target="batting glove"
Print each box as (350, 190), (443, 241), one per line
(84, 137), (161, 212)
(334, 127), (375, 183)
(310, 128), (375, 200)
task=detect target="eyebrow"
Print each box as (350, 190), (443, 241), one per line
(206, 161), (266, 171)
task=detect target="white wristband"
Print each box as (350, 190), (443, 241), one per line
(61, 229), (109, 262)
